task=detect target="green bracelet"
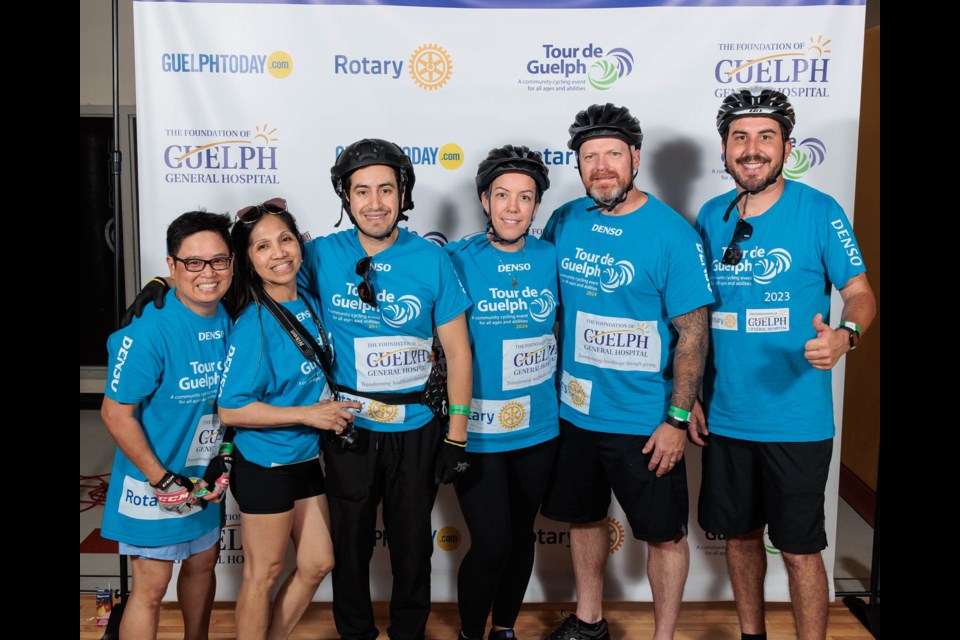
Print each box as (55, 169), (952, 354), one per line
(667, 405), (691, 421)
(218, 442), (235, 455)
(444, 437), (467, 448)
(448, 404), (471, 417)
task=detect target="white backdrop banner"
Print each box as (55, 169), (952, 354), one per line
(134, 0), (867, 602)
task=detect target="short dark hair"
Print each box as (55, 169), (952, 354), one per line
(228, 209), (305, 317)
(166, 211), (232, 257)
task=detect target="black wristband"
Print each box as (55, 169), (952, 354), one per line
(665, 415), (689, 431)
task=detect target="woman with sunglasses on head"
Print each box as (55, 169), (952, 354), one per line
(217, 198), (361, 640)
(444, 146), (560, 640)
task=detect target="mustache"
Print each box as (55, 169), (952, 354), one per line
(590, 171), (619, 180)
(736, 154), (771, 165)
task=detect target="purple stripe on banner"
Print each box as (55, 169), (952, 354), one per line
(135, 1), (867, 8)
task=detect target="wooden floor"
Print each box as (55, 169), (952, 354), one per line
(79, 596), (874, 639)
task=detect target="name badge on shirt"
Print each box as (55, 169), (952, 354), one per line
(502, 334), (557, 391)
(574, 311), (661, 372)
(354, 335), (432, 393)
(337, 391), (407, 425)
(560, 370), (593, 415)
(745, 308), (790, 333)
(467, 396), (532, 435)
(710, 311), (738, 331)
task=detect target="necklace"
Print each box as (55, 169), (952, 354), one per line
(489, 239), (526, 288)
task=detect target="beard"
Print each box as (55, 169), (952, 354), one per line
(586, 170), (630, 205)
(725, 153), (785, 193)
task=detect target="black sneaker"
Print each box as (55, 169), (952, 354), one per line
(489, 630), (517, 640)
(544, 614), (610, 640)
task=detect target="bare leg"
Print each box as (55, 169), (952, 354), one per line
(647, 537), (689, 640)
(120, 556), (174, 640)
(782, 551), (828, 640)
(177, 540), (220, 640)
(236, 510), (295, 640)
(726, 529), (767, 635)
(267, 496), (335, 640)
(570, 520), (609, 624)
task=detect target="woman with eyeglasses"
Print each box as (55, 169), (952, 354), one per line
(444, 146), (560, 640)
(217, 198), (361, 640)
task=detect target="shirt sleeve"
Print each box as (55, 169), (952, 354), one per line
(662, 220), (716, 319)
(817, 197), (867, 290)
(433, 250), (472, 327)
(104, 319), (164, 405)
(217, 312), (268, 410)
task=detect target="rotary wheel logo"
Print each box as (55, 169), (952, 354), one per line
(567, 380), (586, 407)
(409, 44), (453, 90)
(498, 402), (525, 430)
(368, 401), (398, 423)
(724, 314), (736, 329)
(608, 517), (625, 555)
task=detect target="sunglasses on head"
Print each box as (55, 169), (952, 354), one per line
(236, 197), (288, 224)
(721, 218), (754, 266)
(355, 256), (377, 308)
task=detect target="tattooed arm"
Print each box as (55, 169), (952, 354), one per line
(641, 306), (709, 477)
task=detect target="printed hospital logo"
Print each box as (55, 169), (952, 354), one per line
(783, 138), (827, 180)
(528, 289), (556, 323)
(162, 124), (279, 185)
(600, 260), (635, 293)
(520, 43), (634, 94)
(752, 248), (792, 285)
(382, 295), (422, 328)
(409, 44), (453, 90)
(608, 517), (625, 555)
(368, 400), (399, 423)
(714, 35), (832, 99)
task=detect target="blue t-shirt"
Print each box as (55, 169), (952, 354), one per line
(445, 234), (560, 453)
(299, 227), (472, 432)
(101, 290), (230, 547)
(543, 194), (715, 435)
(218, 296), (332, 466)
(695, 180), (866, 442)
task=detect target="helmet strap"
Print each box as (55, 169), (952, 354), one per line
(722, 145), (787, 222)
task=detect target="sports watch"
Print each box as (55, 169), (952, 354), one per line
(837, 321), (862, 351)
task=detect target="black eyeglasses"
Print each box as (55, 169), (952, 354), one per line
(355, 256), (377, 308)
(721, 218), (753, 266)
(173, 255), (233, 272)
(236, 197), (287, 224)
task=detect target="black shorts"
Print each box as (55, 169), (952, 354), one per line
(230, 447), (325, 515)
(698, 433), (832, 555)
(541, 419), (688, 543)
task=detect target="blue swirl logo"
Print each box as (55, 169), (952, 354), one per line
(753, 248), (792, 285)
(600, 260), (635, 293)
(588, 48), (634, 91)
(382, 295), (422, 328)
(529, 289), (556, 323)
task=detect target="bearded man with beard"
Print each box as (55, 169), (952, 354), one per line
(691, 89), (876, 640)
(540, 104), (714, 640)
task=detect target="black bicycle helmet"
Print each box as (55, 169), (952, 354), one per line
(475, 145), (550, 201)
(717, 88), (796, 140)
(330, 138), (416, 213)
(567, 103), (643, 151)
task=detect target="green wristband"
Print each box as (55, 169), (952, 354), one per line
(444, 437), (467, 448)
(448, 404), (471, 417)
(667, 405), (690, 421)
(218, 442), (235, 455)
